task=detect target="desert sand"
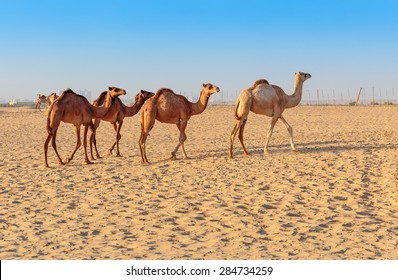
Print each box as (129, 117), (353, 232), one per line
(0, 105), (397, 259)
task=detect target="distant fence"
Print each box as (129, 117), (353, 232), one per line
(1, 87), (396, 107)
(207, 87), (398, 106)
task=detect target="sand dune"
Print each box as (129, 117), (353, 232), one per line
(0, 105), (397, 259)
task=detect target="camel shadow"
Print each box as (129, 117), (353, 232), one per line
(87, 140), (396, 166)
(247, 140), (396, 156)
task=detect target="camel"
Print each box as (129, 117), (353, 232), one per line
(35, 94), (49, 111)
(230, 72), (311, 158)
(139, 83), (220, 164)
(47, 92), (58, 105)
(44, 87), (126, 167)
(35, 93), (58, 111)
(89, 90), (155, 160)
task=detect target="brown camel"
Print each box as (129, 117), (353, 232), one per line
(35, 94), (49, 111)
(139, 83), (220, 164)
(44, 87), (126, 167)
(230, 72), (311, 158)
(89, 90), (155, 160)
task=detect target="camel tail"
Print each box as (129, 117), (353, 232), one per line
(234, 99), (241, 120)
(46, 103), (54, 135)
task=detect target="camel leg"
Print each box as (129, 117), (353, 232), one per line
(238, 119), (250, 156)
(229, 120), (240, 158)
(139, 109), (155, 164)
(115, 121), (123, 157)
(230, 118), (249, 158)
(90, 120), (101, 160)
(179, 120), (188, 159)
(108, 123), (117, 155)
(68, 125), (81, 163)
(44, 134), (52, 168)
(279, 116), (296, 151)
(109, 122), (123, 157)
(83, 125), (93, 164)
(170, 122), (181, 159)
(171, 120), (188, 159)
(89, 130), (96, 160)
(51, 128), (64, 165)
(264, 116), (279, 155)
(139, 127), (150, 164)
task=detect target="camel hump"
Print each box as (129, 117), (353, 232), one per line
(251, 79), (269, 89)
(52, 88), (78, 105)
(155, 88), (177, 98)
(63, 88), (75, 94)
(57, 88), (75, 99)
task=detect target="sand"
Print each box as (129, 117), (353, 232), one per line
(0, 105), (397, 259)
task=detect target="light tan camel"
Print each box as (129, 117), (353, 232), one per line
(138, 83), (220, 164)
(35, 94), (49, 111)
(89, 90), (155, 160)
(35, 93), (58, 111)
(230, 72), (311, 158)
(44, 87), (126, 167)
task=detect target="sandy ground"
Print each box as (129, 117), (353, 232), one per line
(0, 105), (397, 260)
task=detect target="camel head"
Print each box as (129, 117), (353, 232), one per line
(108, 86), (127, 98)
(202, 83), (220, 97)
(296, 72), (312, 82)
(135, 90), (155, 103)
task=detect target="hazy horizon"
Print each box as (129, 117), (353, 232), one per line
(1, 0), (397, 102)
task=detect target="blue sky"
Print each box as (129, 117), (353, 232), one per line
(0, 0), (397, 102)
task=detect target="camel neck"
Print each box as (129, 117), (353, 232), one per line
(190, 90), (210, 116)
(124, 99), (144, 117)
(102, 92), (114, 107)
(91, 92), (114, 118)
(91, 104), (111, 118)
(286, 77), (304, 109)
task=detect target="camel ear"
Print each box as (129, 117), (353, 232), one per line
(108, 86), (114, 91)
(140, 90), (145, 94)
(202, 83), (206, 88)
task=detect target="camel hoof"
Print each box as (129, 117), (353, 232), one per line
(45, 164), (50, 168)
(116, 154), (122, 157)
(85, 160), (93, 165)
